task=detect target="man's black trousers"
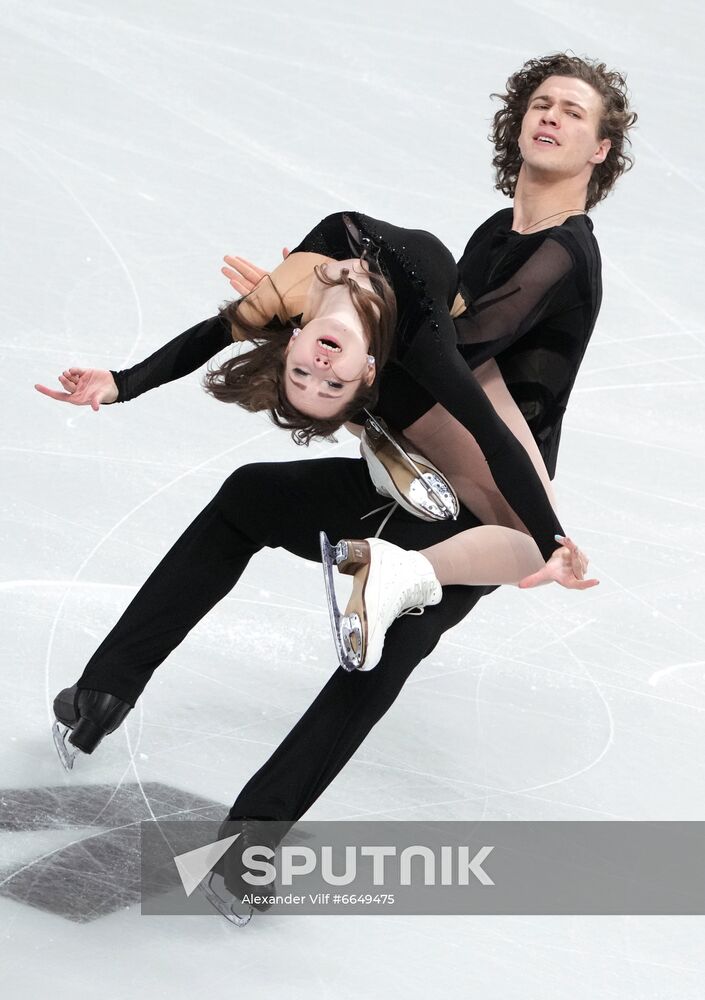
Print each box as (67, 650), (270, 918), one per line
(77, 457), (491, 820)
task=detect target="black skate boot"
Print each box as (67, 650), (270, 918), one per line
(52, 684), (132, 771)
(200, 818), (286, 926)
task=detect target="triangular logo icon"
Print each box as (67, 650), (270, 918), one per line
(174, 834), (240, 896)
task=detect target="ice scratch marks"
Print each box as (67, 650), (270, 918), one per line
(8, 135), (145, 368)
(582, 353), (705, 379)
(562, 472), (705, 514)
(577, 379), (705, 392)
(638, 133), (705, 200)
(41, 427), (272, 723)
(497, 595), (616, 798)
(569, 425), (699, 459)
(439, 631), (705, 717)
(598, 329), (705, 347)
(407, 599), (613, 814)
(6, 17), (355, 205)
(649, 660), (705, 687)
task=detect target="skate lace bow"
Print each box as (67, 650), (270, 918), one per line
(395, 581), (430, 619)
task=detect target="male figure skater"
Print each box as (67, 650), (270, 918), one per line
(201, 55), (637, 913)
(221, 53), (636, 833)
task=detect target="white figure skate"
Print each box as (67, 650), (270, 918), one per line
(361, 413), (458, 522)
(320, 532), (442, 671)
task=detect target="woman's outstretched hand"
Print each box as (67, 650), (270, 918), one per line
(518, 535), (599, 590)
(34, 368), (119, 410)
(221, 249), (289, 296)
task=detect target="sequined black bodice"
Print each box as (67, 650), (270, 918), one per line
(289, 212), (564, 557)
(291, 212), (457, 351)
(110, 210), (582, 560)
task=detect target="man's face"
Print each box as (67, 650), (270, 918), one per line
(518, 75), (611, 184)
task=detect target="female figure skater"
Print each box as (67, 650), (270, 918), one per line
(217, 220), (599, 673)
(37, 209), (589, 766)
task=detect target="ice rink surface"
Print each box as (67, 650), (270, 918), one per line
(2, 0), (704, 995)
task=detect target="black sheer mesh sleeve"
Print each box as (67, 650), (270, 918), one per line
(399, 314), (564, 561)
(345, 212), (565, 560)
(109, 313), (233, 403)
(454, 237), (574, 357)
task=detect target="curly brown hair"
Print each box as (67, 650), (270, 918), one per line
(202, 263), (396, 445)
(491, 53), (637, 211)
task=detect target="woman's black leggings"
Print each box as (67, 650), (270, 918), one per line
(77, 457), (491, 821)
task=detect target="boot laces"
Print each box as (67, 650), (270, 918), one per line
(392, 578), (431, 620)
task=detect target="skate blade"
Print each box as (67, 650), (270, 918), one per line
(413, 472), (459, 521)
(341, 613), (364, 670)
(363, 414), (458, 520)
(199, 872), (253, 926)
(319, 532), (361, 672)
(52, 721), (79, 772)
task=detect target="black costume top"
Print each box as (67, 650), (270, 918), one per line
(109, 211), (599, 560)
(457, 208), (601, 479)
(369, 209), (601, 480)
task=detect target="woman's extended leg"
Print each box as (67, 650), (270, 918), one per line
(421, 523), (544, 585)
(320, 360), (590, 672)
(386, 358), (561, 586)
(404, 360), (556, 523)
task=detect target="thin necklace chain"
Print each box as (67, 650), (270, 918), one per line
(517, 208), (586, 234)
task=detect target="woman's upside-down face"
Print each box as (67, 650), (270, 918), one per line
(283, 317), (376, 420)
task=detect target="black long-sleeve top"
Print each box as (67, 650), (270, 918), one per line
(110, 211), (587, 560)
(368, 209), (601, 480)
(457, 209), (602, 479)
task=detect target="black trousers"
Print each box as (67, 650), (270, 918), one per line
(78, 458), (491, 821)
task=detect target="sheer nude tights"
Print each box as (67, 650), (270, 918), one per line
(402, 359), (557, 586)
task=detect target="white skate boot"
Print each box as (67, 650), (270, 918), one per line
(360, 414), (458, 523)
(320, 532), (442, 671)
